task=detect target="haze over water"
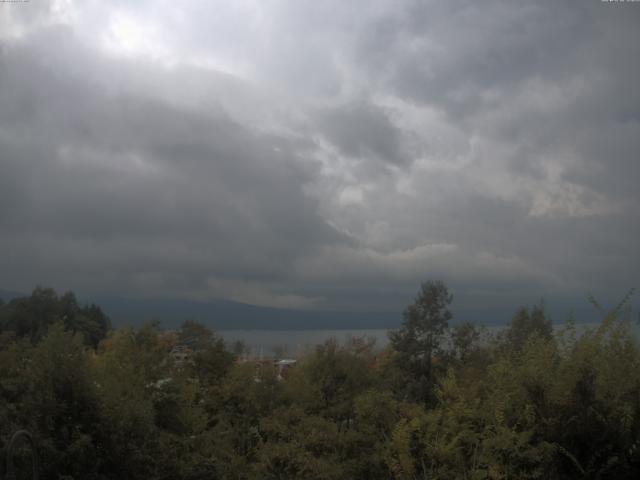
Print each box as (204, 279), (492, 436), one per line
(220, 321), (638, 358)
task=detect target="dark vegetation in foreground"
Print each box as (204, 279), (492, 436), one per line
(1, 283), (639, 479)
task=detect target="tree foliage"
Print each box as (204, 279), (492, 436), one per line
(504, 303), (553, 351)
(1, 285), (640, 479)
(0, 287), (111, 347)
(389, 280), (453, 404)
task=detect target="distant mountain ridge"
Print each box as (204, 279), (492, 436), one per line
(2, 287), (609, 330)
(2, 288), (401, 330)
(88, 295), (401, 330)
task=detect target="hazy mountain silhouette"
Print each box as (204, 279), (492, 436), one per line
(87, 295), (401, 330)
(2, 288), (608, 330)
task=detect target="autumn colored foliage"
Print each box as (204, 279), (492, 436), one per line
(1, 284), (639, 479)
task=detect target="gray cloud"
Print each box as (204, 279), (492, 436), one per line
(0, 26), (347, 306)
(0, 1), (638, 317)
(314, 101), (412, 167)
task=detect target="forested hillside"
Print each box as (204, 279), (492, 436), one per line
(1, 284), (639, 479)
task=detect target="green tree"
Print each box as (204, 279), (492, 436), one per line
(18, 324), (103, 479)
(232, 339), (247, 358)
(389, 280), (453, 404)
(300, 338), (375, 423)
(505, 303), (552, 351)
(0, 287), (111, 348)
(179, 319), (214, 347)
(256, 406), (344, 480)
(450, 321), (481, 362)
(0, 287), (60, 342)
(178, 320), (234, 386)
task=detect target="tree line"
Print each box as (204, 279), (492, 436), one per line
(0, 283), (639, 479)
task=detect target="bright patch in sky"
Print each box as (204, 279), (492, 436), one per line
(102, 11), (172, 64)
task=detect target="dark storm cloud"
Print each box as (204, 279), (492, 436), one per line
(0, 26), (347, 305)
(0, 0), (638, 316)
(314, 101), (413, 167)
(352, 1), (640, 203)
(356, 2), (594, 115)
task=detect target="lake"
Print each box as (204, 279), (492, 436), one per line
(219, 329), (391, 358)
(219, 322), (635, 358)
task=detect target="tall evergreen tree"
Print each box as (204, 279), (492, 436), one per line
(389, 280), (453, 404)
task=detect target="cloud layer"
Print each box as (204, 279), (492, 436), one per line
(1, 1), (638, 318)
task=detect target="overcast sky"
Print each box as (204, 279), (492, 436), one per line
(1, 1), (638, 320)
